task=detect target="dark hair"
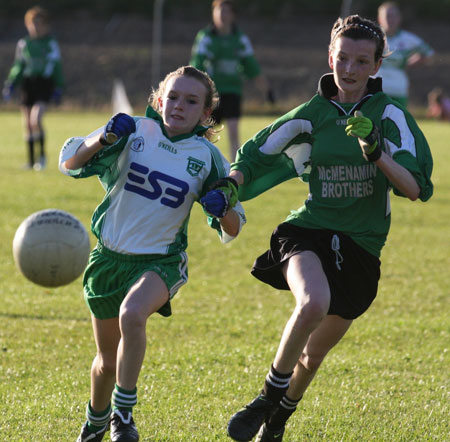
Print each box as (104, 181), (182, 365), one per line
(149, 66), (220, 141)
(330, 15), (387, 62)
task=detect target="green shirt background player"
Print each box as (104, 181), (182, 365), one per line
(226, 15), (433, 442)
(377, 1), (434, 107)
(190, 0), (274, 160)
(3, 6), (64, 171)
(60, 66), (245, 442)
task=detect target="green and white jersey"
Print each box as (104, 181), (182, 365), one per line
(378, 29), (434, 99)
(190, 25), (261, 95)
(6, 34), (64, 88)
(232, 74), (433, 257)
(59, 107), (246, 255)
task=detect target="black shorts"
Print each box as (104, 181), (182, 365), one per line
(251, 223), (381, 320)
(20, 76), (54, 106)
(213, 93), (241, 124)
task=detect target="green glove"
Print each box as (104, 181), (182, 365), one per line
(209, 177), (239, 209)
(345, 111), (382, 162)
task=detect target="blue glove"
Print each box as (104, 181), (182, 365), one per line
(101, 113), (136, 145)
(200, 189), (229, 218)
(2, 83), (13, 101)
(51, 88), (63, 105)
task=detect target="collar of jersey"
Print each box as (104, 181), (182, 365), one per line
(318, 73), (383, 100)
(317, 73), (383, 116)
(145, 105), (209, 141)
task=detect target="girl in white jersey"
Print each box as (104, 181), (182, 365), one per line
(59, 66), (245, 442)
(226, 15), (432, 442)
(377, 1), (434, 107)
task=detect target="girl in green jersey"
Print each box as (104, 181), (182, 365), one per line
(190, 0), (274, 160)
(3, 6), (64, 170)
(226, 15), (432, 442)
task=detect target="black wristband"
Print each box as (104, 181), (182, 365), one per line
(366, 144), (382, 162)
(99, 134), (110, 146)
(211, 176), (239, 191)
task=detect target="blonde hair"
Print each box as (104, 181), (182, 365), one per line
(212, 0), (236, 14)
(149, 66), (220, 141)
(24, 6), (49, 26)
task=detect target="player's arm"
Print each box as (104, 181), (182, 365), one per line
(229, 169), (245, 185)
(218, 206), (241, 238)
(64, 113), (136, 170)
(374, 152), (420, 200)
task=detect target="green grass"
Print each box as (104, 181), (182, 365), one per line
(0, 110), (449, 441)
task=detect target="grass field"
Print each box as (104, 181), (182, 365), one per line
(0, 110), (449, 441)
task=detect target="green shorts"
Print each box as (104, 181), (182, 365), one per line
(83, 242), (188, 319)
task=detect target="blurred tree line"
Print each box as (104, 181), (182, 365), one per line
(2, 0), (450, 20)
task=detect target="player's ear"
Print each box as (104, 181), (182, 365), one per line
(201, 107), (212, 125)
(328, 51), (334, 70)
(157, 97), (163, 111)
(372, 58), (383, 75)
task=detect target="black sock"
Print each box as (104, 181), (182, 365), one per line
(267, 394), (302, 430)
(263, 364), (293, 404)
(27, 138), (35, 167)
(38, 133), (45, 158)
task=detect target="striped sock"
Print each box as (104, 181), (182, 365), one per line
(86, 401), (111, 432)
(263, 364), (293, 404)
(112, 384), (137, 413)
(267, 394), (302, 430)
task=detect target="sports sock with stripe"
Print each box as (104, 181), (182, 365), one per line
(112, 384), (137, 413)
(86, 401), (111, 433)
(263, 364), (293, 404)
(267, 394), (302, 430)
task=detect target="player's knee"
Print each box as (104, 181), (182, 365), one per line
(294, 296), (328, 329)
(94, 354), (116, 377)
(119, 304), (146, 335)
(299, 351), (325, 373)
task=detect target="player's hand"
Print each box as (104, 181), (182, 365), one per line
(2, 83), (13, 102)
(209, 177), (239, 208)
(345, 111), (382, 162)
(200, 177), (239, 218)
(200, 190), (229, 218)
(51, 88), (63, 105)
(101, 113), (136, 145)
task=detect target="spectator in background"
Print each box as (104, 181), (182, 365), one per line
(427, 87), (450, 121)
(2, 6), (64, 170)
(377, 1), (434, 108)
(190, 0), (274, 160)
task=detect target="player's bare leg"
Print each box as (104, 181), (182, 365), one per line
(110, 271), (169, 442)
(21, 106), (34, 168)
(30, 102), (47, 169)
(226, 117), (240, 161)
(228, 252), (330, 441)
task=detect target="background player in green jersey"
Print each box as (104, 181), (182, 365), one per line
(226, 15), (432, 442)
(2, 6), (64, 170)
(190, 0), (274, 160)
(59, 66), (245, 442)
(377, 1), (434, 107)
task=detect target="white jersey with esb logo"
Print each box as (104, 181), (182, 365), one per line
(59, 112), (245, 255)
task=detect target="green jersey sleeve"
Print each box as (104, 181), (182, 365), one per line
(380, 103), (433, 201)
(232, 104), (313, 201)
